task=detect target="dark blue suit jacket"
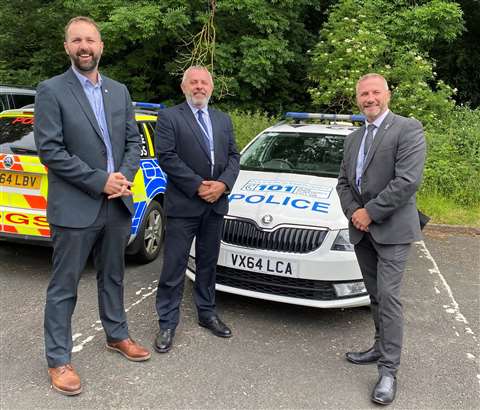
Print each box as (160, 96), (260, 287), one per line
(155, 101), (240, 217)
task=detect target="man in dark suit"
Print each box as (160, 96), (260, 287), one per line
(337, 73), (426, 405)
(34, 16), (150, 396)
(154, 66), (240, 353)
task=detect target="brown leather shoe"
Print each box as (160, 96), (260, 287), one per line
(48, 364), (82, 396)
(106, 338), (151, 361)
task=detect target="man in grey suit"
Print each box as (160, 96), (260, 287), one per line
(153, 66), (240, 353)
(34, 16), (150, 396)
(337, 73), (426, 405)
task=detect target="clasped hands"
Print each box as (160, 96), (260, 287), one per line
(198, 180), (226, 203)
(351, 208), (372, 232)
(103, 172), (134, 199)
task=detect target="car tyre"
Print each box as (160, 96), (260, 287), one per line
(133, 200), (164, 263)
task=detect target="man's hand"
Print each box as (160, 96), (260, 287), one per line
(103, 172), (134, 199)
(197, 180), (227, 203)
(351, 208), (372, 232)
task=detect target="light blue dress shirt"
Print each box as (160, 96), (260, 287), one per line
(187, 101), (215, 168)
(72, 67), (114, 173)
(355, 109), (389, 191)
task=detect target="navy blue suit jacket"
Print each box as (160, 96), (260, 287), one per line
(155, 101), (240, 217)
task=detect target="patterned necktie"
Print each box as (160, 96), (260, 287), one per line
(363, 124), (376, 163)
(197, 109), (212, 150)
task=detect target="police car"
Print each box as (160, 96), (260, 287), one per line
(0, 102), (167, 263)
(186, 112), (370, 308)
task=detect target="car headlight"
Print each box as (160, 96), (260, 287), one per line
(334, 281), (367, 297)
(331, 229), (354, 251)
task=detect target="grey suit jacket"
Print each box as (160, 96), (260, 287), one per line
(337, 111), (426, 245)
(34, 67), (141, 228)
(155, 101), (240, 217)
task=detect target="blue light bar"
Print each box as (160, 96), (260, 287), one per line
(285, 112), (365, 122)
(133, 102), (166, 110)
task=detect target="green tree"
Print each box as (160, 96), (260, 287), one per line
(308, 0), (464, 125)
(431, 0), (480, 108)
(0, 0), (332, 113)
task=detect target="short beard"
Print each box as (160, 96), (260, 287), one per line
(71, 54), (99, 73)
(185, 93), (210, 108)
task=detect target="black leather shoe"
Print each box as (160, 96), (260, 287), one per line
(371, 374), (397, 405)
(346, 346), (381, 365)
(198, 316), (232, 338)
(154, 328), (175, 353)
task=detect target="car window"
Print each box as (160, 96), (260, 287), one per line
(240, 132), (345, 177)
(0, 116), (37, 155)
(12, 94), (35, 109)
(137, 122), (150, 158)
(0, 116), (155, 158)
(144, 122), (156, 155)
(138, 122), (158, 158)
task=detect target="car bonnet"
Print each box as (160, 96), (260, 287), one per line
(227, 170), (348, 230)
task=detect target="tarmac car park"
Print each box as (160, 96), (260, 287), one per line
(187, 112), (370, 308)
(0, 102), (167, 263)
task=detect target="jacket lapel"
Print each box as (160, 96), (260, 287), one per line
(65, 68), (103, 140)
(349, 126), (364, 187)
(100, 77), (113, 144)
(208, 107), (222, 159)
(362, 111), (395, 173)
(179, 102), (212, 162)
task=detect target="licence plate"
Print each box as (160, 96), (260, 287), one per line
(0, 171), (41, 189)
(225, 251), (297, 277)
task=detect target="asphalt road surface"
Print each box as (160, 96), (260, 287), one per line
(0, 229), (478, 410)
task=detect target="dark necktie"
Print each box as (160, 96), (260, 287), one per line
(363, 124), (376, 163)
(197, 109), (212, 150)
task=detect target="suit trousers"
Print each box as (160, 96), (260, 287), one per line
(354, 233), (411, 376)
(44, 198), (131, 368)
(155, 208), (224, 329)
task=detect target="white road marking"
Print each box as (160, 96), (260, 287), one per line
(72, 335), (94, 353)
(72, 278), (159, 352)
(416, 240), (479, 383)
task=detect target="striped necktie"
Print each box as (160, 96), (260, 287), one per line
(363, 124), (376, 166)
(197, 109), (213, 150)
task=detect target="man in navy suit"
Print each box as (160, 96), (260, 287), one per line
(154, 66), (240, 353)
(34, 16), (150, 396)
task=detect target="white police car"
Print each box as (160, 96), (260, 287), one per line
(186, 112), (370, 308)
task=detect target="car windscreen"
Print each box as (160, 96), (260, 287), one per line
(0, 116), (37, 155)
(240, 131), (345, 177)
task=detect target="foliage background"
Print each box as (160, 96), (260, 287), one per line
(0, 0), (478, 223)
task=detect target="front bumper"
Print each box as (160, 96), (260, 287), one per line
(185, 262), (370, 309)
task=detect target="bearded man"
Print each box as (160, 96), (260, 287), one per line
(153, 66), (240, 353)
(34, 16), (150, 396)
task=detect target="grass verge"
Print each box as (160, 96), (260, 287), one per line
(417, 193), (480, 227)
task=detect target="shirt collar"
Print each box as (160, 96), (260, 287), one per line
(72, 65), (102, 88)
(186, 100), (209, 115)
(366, 109), (389, 129)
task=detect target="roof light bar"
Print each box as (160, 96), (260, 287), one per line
(285, 112), (365, 122)
(133, 102), (166, 110)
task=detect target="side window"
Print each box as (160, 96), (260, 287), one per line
(145, 122), (156, 154)
(137, 123), (150, 158)
(137, 122), (152, 158)
(12, 94), (35, 109)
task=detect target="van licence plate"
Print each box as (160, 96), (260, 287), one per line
(0, 171), (41, 189)
(225, 251), (297, 277)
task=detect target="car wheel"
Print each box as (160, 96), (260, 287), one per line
(133, 200), (164, 263)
